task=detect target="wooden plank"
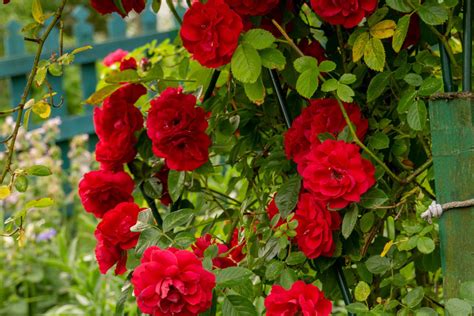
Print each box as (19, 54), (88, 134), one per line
(0, 30), (178, 78)
(429, 96), (474, 299)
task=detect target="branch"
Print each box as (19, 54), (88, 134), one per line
(0, 0), (68, 185)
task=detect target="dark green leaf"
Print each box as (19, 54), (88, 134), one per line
(216, 267), (254, 288)
(275, 175), (301, 218)
(418, 4), (448, 25)
(407, 100), (427, 131)
(366, 256), (391, 274)
(168, 170), (185, 202)
(367, 72), (391, 102)
(342, 205), (359, 239)
(403, 287), (424, 308)
(359, 188), (389, 208)
(162, 208), (194, 232)
(222, 295), (258, 316)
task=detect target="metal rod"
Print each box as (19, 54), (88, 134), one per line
(439, 26), (455, 92)
(203, 70), (220, 102)
(334, 261), (354, 314)
(268, 69), (292, 129)
(462, 0), (472, 92)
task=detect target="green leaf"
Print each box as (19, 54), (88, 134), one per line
(386, 0), (413, 12)
(418, 77), (442, 96)
(321, 78), (338, 92)
(392, 15), (410, 52)
(407, 100), (427, 131)
(35, 67), (47, 86)
(70, 45), (93, 55)
(360, 212), (375, 233)
(14, 175), (28, 193)
(364, 37), (386, 72)
(346, 302), (369, 313)
(445, 298), (472, 316)
(367, 71), (391, 102)
(143, 178), (163, 199)
(353, 32), (369, 62)
(342, 205), (359, 239)
(293, 56), (318, 73)
(275, 175), (301, 218)
(370, 20), (397, 39)
(404, 73), (423, 86)
(173, 231), (196, 248)
(339, 73), (357, 85)
(242, 29), (275, 50)
(403, 287), (424, 308)
(416, 236), (435, 254)
(115, 281), (132, 316)
(416, 307), (438, 316)
(369, 132), (390, 149)
(135, 227), (163, 254)
(25, 197), (54, 209)
(231, 43), (262, 84)
(216, 267), (254, 288)
(285, 251), (307, 266)
(417, 4), (448, 26)
(168, 170), (185, 202)
(336, 83), (355, 102)
(366, 255), (391, 274)
(222, 295), (258, 316)
(259, 48), (286, 70)
(368, 7), (389, 27)
(151, 0), (162, 12)
(32, 0), (45, 24)
(162, 208), (193, 232)
(26, 165), (52, 177)
(105, 69), (141, 84)
(84, 85), (121, 105)
(319, 60), (337, 72)
(244, 77), (265, 104)
(130, 209), (154, 233)
(265, 261), (285, 281)
(397, 88), (417, 113)
(359, 188), (389, 208)
(355, 281), (371, 301)
(296, 70), (319, 98)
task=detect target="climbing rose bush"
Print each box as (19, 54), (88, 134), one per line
(75, 0), (457, 314)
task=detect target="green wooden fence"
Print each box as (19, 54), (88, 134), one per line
(0, 3), (178, 169)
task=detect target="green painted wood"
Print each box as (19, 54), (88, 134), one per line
(0, 31), (178, 78)
(108, 13), (126, 40)
(429, 96), (474, 299)
(6, 21), (27, 108)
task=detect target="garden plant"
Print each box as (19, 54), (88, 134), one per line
(1, 0), (474, 315)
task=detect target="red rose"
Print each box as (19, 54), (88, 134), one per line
(181, 0), (243, 68)
(94, 84), (146, 170)
(147, 87), (211, 171)
(265, 280), (332, 316)
(228, 228), (246, 264)
(192, 234), (240, 268)
(95, 202), (141, 275)
(226, 0), (279, 16)
(294, 193), (341, 259)
(131, 246), (216, 316)
(78, 169), (134, 218)
(120, 57), (138, 71)
(310, 0), (378, 28)
(3, 0), (10, 4)
(284, 98), (368, 164)
(90, 0), (145, 17)
(103, 49), (129, 67)
(299, 140), (376, 209)
(95, 139), (138, 171)
(155, 166), (172, 206)
(299, 39), (327, 63)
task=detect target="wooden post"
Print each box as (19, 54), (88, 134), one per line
(429, 94), (474, 298)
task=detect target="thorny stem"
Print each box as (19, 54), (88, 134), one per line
(272, 20), (305, 57)
(0, 0), (68, 185)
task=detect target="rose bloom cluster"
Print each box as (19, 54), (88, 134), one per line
(279, 99), (375, 261)
(78, 83), (146, 274)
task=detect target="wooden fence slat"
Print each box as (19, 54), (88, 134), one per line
(142, 1), (157, 33)
(5, 21), (27, 108)
(73, 6), (97, 113)
(429, 97), (474, 298)
(108, 13), (127, 40)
